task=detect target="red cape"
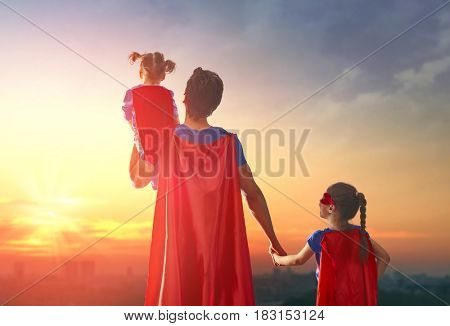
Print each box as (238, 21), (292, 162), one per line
(144, 131), (255, 305)
(132, 86), (178, 165)
(316, 229), (378, 306)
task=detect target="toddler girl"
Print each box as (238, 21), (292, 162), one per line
(122, 51), (179, 188)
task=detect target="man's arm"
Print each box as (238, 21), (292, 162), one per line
(129, 144), (156, 188)
(239, 163), (287, 256)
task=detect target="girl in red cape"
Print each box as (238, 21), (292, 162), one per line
(122, 51), (179, 189)
(129, 67), (287, 305)
(271, 182), (390, 306)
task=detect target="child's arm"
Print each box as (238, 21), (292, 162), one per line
(271, 243), (314, 266)
(122, 89), (135, 128)
(371, 238), (390, 279)
(169, 90), (180, 125)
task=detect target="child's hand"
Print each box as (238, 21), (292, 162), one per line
(268, 246), (281, 267)
(273, 254), (282, 266)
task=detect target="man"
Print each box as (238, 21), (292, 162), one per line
(130, 67), (286, 305)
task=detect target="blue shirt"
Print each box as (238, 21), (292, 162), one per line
(174, 124), (247, 166)
(307, 224), (370, 279)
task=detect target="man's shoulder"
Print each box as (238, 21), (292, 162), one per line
(210, 126), (232, 134)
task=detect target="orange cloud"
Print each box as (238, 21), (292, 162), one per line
(369, 229), (428, 239)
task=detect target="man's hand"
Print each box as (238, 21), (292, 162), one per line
(129, 144), (155, 188)
(269, 241), (287, 256)
(268, 245), (282, 267)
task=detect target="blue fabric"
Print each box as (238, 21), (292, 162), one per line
(307, 225), (370, 279)
(174, 124), (247, 166)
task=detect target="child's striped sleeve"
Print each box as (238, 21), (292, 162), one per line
(169, 89), (179, 123)
(122, 89), (134, 122)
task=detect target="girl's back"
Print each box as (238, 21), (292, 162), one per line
(131, 85), (178, 164)
(122, 50), (179, 164)
(317, 228), (378, 305)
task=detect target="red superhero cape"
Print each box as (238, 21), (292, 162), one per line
(144, 130), (255, 305)
(316, 229), (378, 306)
(132, 86), (178, 165)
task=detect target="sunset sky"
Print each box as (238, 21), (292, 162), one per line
(1, 0), (450, 285)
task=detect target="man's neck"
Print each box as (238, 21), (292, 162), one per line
(184, 116), (211, 130)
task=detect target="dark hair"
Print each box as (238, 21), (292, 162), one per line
(184, 67), (224, 119)
(129, 51), (176, 81)
(327, 182), (368, 262)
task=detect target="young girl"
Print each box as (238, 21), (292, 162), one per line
(122, 51), (180, 189)
(271, 182), (390, 305)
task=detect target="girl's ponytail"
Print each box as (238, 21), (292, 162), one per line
(327, 183), (370, 263)
(357, 192), (369, 262)
(129, 51), (143, 64)
(165, 60), (176, 73)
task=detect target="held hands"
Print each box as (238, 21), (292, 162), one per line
(129, 144), (153, 188)
(268, 242), (286, 267)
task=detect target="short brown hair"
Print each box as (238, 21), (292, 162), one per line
(184, 67), (224, 119)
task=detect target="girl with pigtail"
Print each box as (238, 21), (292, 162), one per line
(271, 182), (390, 305)
(122, 51), (180, 189)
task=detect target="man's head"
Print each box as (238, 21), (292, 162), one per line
(183, 67), (224, 119)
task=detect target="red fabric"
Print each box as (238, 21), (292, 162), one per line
(144, 131), (255, 306)
(132, 86), (178, 165)
(316, 229), (378, 306)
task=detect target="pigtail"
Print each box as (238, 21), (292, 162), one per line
(165, 59), (176, 73)
(128, 51), (143, 64)
(357, 192), (369, 263)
